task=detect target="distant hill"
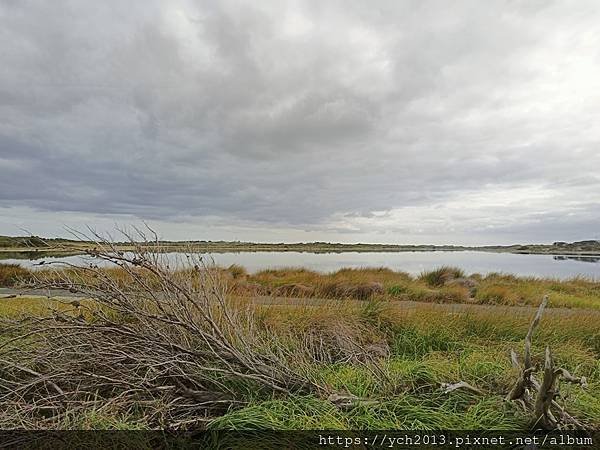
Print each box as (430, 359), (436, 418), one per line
(0, 235), (46, 248)
(1, 235), (600, 255)
(553, 240), (600, 250)
(0, 235), (79, 248)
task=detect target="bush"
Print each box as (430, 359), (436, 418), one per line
(0, 263), (32, 287)
(227, 264), (248, 279)
(418, 266), (465, 287)
(387, 284), (409, 297)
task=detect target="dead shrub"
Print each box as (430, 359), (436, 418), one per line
(0, 229), (327, 429)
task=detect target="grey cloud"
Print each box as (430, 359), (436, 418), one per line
(1, 0), (600, 243)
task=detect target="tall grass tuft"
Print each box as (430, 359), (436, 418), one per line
(418, 266), (465, 287)
(0, 263), (33, 287)
(227, 264), (248, 279)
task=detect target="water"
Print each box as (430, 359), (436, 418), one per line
(2, 251), (600, 279)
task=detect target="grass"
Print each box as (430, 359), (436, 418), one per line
(242, 299), (598, 429)
(1, 264), (599, 431)
(3, 263), (600, 309)
(213, 302), (598, 430)
(418, 266), (465, 287)
(206, 338), (597, 430)
(208, 394), (514, 430)
(1, 294), (598, 430)
(245, 266), (600, 309)
(0, 263), (34, 287)
(0, 295), (72, 317)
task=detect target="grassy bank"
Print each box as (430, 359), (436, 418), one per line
(5, 262), (599, 309)
(243, 266), (600, 309)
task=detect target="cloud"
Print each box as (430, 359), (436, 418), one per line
(1, 0), (600, 244)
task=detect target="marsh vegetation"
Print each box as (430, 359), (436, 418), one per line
(0, 234), (598, 431)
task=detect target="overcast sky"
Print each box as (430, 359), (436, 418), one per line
(1, 0), (599, 244)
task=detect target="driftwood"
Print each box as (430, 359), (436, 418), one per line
(533, 347), (588, 429)
(327, 393), (380, 410)
(506, 295), (548, 404)
(506, 295), (588, 430)
(440, 381), (484, 396)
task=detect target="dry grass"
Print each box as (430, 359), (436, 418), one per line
(0, 264), (34, 287)
(244, 266), (600, 309)
(4, 263), (600, 309)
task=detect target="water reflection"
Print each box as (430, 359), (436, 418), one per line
(0, 250), (81, 260)
(1, 250), (600, 280)
(553, 255), (600, 263)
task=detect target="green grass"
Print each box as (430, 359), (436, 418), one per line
(0, 296), (67, 317)
(204, 299), (600, 430)
(208, 393), (529, 430)
(2, 285), (599, 430)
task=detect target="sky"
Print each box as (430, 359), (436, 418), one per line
(1, 0), (600, 245)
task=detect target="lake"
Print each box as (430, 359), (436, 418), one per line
(2, 250), (600, 279)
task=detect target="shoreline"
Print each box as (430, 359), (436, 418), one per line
(2, 245), (600, 258)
